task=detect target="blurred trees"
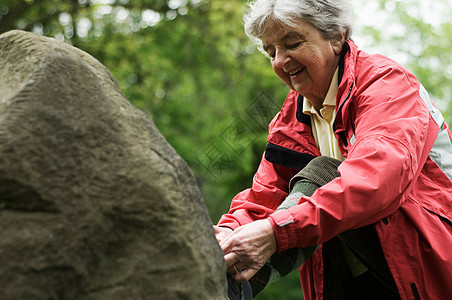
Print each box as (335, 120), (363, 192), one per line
(1, 1), (451, 299)
(353, 0), (452, 121)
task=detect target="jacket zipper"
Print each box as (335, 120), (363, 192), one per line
(336, 84), (354, 115)
(411, 283), (421, 300)
(334, 83), (354, 147)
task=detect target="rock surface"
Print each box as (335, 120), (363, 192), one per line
(0, 30), (226, 300)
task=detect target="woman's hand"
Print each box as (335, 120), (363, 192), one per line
(213, 225), (233, 243)
(220, 219), (277, 282)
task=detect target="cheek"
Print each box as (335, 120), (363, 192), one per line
(272, 64), (289, 83)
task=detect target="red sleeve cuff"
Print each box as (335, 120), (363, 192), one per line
(217, 209), (257, 230)
(217, 215), (241, 231)
(268, 209), (300, 252)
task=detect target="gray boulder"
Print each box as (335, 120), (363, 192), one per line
(0, 30), (226, 300)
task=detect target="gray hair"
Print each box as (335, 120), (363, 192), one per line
(244, 0), (353, 42)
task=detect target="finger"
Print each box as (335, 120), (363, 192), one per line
(219, 235), (234, 253)
(226, 266), (236, 275)
(219, 229), (241, 254)
(224, 252), (239, 269)
(214, 226), (228, 243)
(214, 225), (232, 235)
(213, 226), (223, 241)
(234, 267), (257, 282)
(227, 264), (242, 275)
(213, 225), (223, 234)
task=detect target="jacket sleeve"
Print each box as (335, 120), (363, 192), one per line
(217, 90), (317, 230)
(268, 62), (440, 251)
(217, 153), (297, 230)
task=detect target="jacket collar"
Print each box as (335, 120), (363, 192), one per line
(337, 40), (358, 108)
(333, 40), (359, 150)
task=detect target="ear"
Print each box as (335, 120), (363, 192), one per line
(331, 32), (346, 55)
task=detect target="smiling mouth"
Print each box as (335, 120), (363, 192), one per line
(288, 67), (304, 77)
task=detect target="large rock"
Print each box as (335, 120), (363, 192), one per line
(0, 30), (226, 300)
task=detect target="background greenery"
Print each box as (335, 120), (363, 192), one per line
(1, 1), (451, 299)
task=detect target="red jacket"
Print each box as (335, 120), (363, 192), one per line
(218, 41), (452, 300)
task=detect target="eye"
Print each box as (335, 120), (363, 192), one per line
(287, 42), (302, 49)
(264, 47), (275, 59)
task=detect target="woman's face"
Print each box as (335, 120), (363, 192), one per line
(261, 20), (344, 109)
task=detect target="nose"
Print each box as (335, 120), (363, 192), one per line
(273, 49), (290, 68)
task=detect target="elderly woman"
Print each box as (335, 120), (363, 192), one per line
(215, 0), (452, 299)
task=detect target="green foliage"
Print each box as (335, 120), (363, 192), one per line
(255, 271), (303, 300)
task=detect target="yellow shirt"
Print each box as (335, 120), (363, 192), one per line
(303, 67), (344, 161)
(303, 67), (367, 277)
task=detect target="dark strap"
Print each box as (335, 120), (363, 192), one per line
(338, 226), (399, 294)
